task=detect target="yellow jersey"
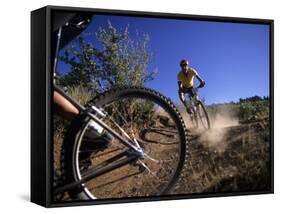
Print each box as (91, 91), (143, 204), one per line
(177, 68), (198, 88)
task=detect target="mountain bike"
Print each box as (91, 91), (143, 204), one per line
(53, 16), (188, 200)
(184, 87), (211, 130)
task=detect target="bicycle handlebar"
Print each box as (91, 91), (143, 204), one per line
(65, 19), (91, 29)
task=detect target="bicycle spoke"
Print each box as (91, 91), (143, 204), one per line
(138, 160), (162, 182)
(70, 92), (186, 199)
(89, 170), (142, 190)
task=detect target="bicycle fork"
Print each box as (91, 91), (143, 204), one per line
(54, 152), (138, 195)
(54, 108), (146, 195)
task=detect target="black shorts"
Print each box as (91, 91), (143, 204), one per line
(180, 87), (195, 98)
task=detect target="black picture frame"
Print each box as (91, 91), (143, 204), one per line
(31, 5), (274, 208)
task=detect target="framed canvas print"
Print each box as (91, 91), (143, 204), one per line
(31, 5), (274, 207)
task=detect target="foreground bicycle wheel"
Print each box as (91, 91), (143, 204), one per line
(61, 86), (188, 200)
(196, 101), (211, 130)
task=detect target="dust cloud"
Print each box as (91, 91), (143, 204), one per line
(198, 114), (239, 153)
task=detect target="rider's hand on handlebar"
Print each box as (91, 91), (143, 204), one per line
(199, 81), (205, 88)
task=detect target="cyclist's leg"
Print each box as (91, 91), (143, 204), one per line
(181, 89), (192, 114)
(187, 87), (199, 116)
(179, 90), (186, 106)
(187, 87), (195, 99)
(54, 91), (79, 120)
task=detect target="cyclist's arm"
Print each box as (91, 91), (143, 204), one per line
(54, 91), (79, 120)
(191, 68), (205, 87)
(195, 74), (205, 87)
(177, 81), (185, 104)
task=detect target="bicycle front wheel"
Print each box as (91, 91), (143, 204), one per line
(196, 101), (211, 130)
(61, 86), (188, 200)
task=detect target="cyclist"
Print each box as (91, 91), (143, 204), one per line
(177, 59), (205, 114)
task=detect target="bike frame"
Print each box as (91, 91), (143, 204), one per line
(184, 87), (210, 130)
(54, 85), (140, 153)
(184, 87), (200, 107)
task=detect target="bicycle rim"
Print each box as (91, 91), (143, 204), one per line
(197, 101), (210, 130)
(72, 87), (187, 199)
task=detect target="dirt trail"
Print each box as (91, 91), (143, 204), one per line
(172, 112), (270, 194)
(54, 110), (270, 200)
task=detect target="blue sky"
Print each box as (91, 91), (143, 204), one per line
(57, 14), (270, 105)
